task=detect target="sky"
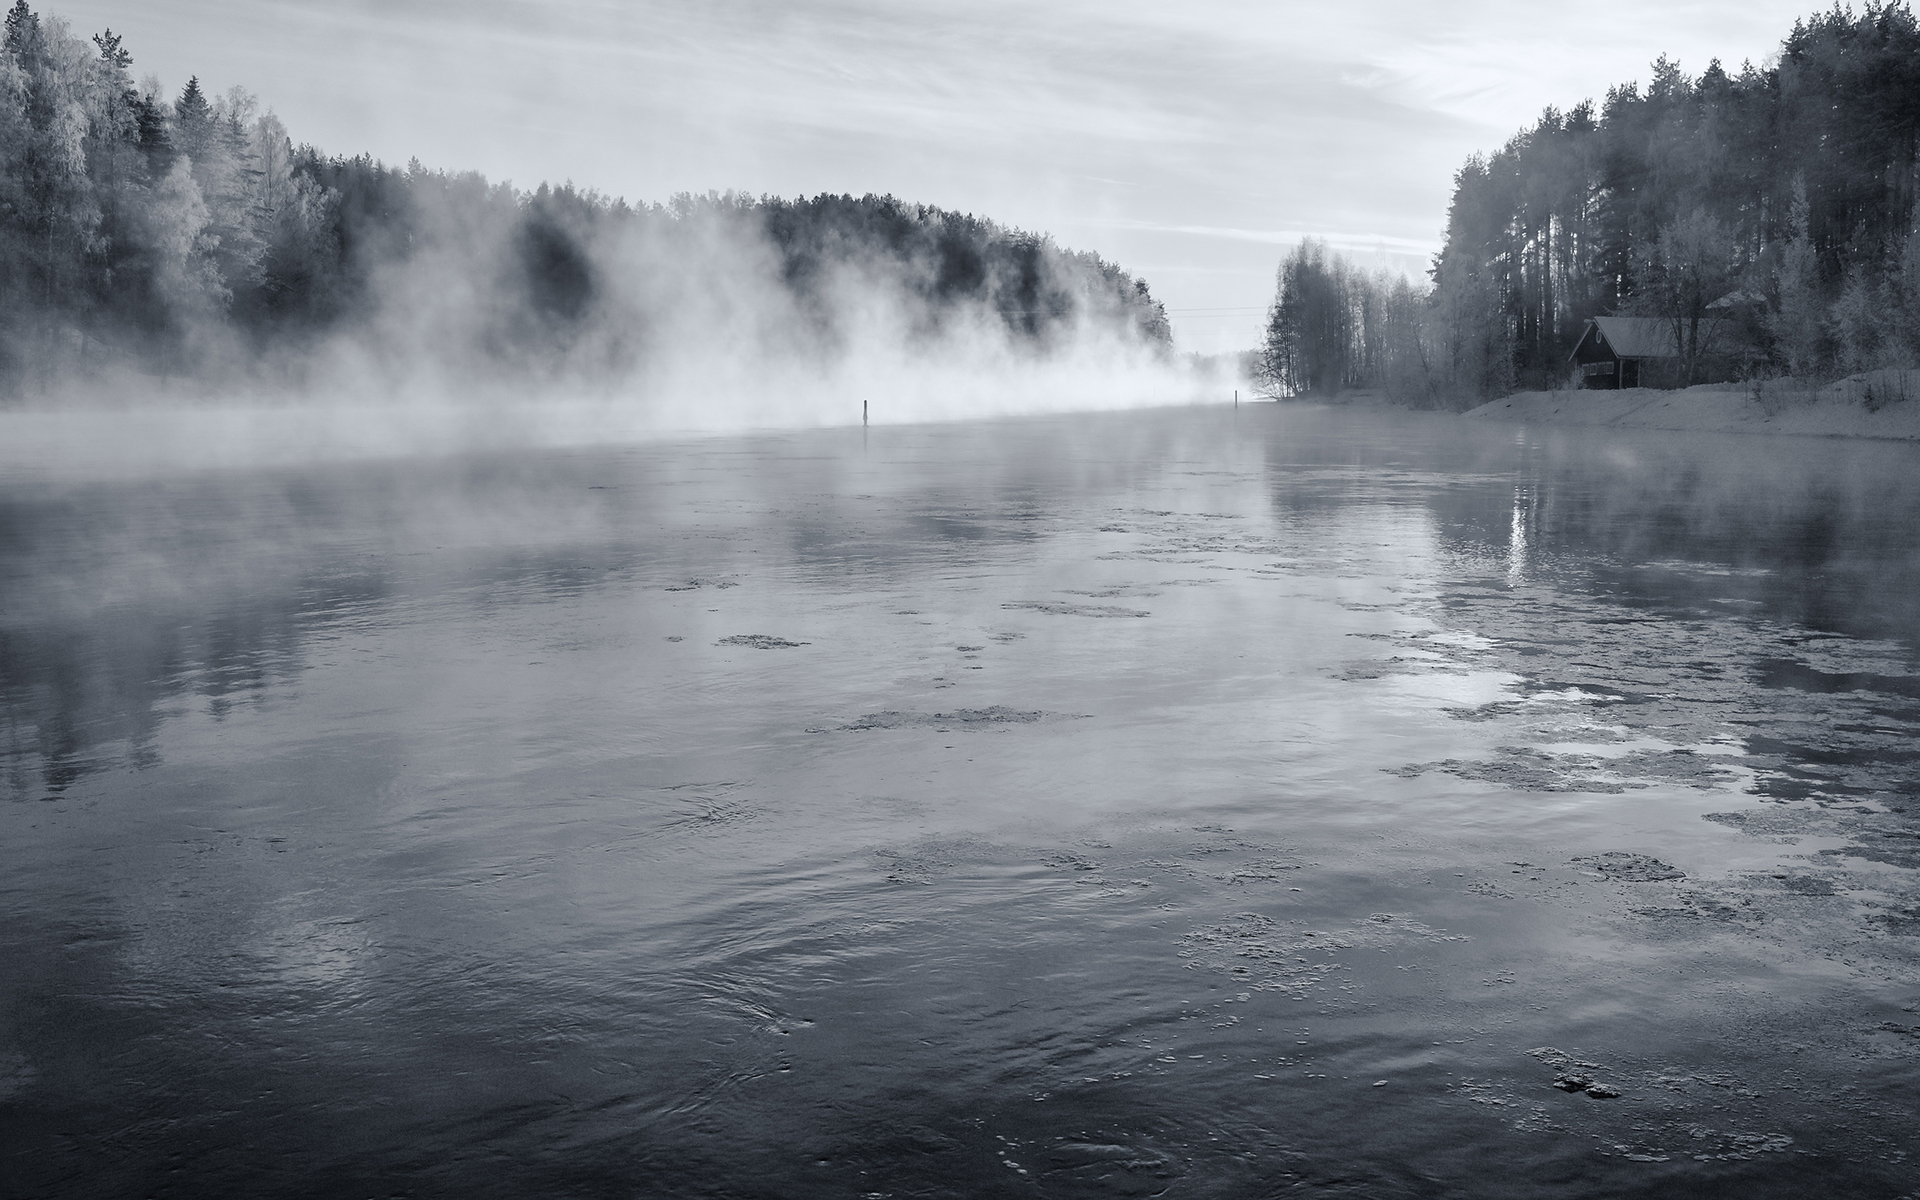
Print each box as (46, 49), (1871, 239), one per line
(57, 0), (1823, 352)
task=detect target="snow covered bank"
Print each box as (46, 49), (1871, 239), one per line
(1462, 370), (1920, 441)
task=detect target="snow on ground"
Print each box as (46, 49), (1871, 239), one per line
(1463, 369), (1920, 440)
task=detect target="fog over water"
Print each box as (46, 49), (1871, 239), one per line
(6, 173), (1196, 444)
(5, 405), (1919, 1197)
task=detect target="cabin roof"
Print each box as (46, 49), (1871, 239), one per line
(1588, 316), (1681, 360)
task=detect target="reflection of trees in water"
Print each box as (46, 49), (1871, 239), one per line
(0, 468), (409, 797)
(1416, 431), (1920, 645)
(750, 423), (1188, 575)
(0, 571), (371, 798)
(1, 419), (1190, 797)
(12, 417), (1917, 800)
(0, 448), (746, 798)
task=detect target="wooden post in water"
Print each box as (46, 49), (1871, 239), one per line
(863, 399), (868, 426)
(1234, 390), (1238, 409)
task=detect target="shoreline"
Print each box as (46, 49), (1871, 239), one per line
(1459, 369), (1920, 441)
(1290, 369), (1920, 441)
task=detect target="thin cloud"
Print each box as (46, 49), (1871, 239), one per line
(1093, 220), (1440, 257)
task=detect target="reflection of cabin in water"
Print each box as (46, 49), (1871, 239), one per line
(1568, 316), (1683, 389)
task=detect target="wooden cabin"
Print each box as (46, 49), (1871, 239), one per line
(1568, 308), (1749, 389)
(1567, 316), (1681, 389)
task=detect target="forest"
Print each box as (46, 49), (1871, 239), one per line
(0, 2), (1171, 395)
(1259, 2), (1920, 404)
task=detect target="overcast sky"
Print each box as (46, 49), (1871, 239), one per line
(57, 0), (1819, 351)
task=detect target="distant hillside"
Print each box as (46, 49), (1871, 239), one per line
(0, 2), (1170, 395)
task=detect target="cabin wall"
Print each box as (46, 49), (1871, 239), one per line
(1578, 359), (1620, 389)
(1633, 357), (1740, 390)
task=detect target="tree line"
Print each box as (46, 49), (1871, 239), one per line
(1259, 2), (1920, 403)
(0, 2), (1170, 393)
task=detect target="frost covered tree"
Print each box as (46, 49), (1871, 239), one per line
(1428, 3), (1920, 389)
(1768, 185), (1826, 377)
(1629, 208), (1736, 384)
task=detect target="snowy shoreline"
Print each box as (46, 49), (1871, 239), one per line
(1458, 369), (1920, 441)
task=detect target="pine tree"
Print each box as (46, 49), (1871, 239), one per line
(2, 0), (38, 55)
(90, 27), (129, 69)
(173, 75), (212, 164)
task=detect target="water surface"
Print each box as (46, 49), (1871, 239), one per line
(4, 405), (1919, 1197)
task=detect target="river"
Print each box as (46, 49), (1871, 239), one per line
(3, 404), (1917, 1197)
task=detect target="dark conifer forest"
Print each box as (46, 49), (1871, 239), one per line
(1260, 2), (1920, 404)
(0, 2), (1171, 396)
